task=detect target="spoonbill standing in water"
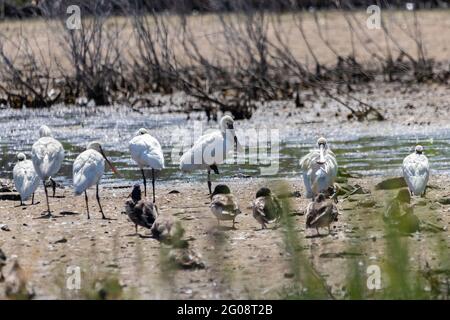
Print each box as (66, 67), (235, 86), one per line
(13, 153), (40, 206)
(300, 137), (338, 199)
(179, 115), (241, 196)
(402, 145), (429, 197)
(31, 125), (65, 217)
(73, 142), (118, 219)
(129, 128), (164, 203)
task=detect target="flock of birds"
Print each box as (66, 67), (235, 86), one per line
(10, 115), (431, 236)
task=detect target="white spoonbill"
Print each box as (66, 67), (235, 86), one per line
(31, 125), (65, 217)
(299, 137), (338, 199)
(179, 115), (241, 196)
(73, 142), (118, 219)
(402, 145), (429, 197)
(13, 153), (40, 206)
(129, 128), (164, 203)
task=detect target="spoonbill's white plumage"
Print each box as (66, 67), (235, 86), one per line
(31, 125), (65, 217)
(129, 128), (164, 203)
(402, 145), (429, 197)
(73, 142), (118, 219)
(300, 137), (338, 199)
(13, 153), (39, 206)
(179, 115), (241, 195)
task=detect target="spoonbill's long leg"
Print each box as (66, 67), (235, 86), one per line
(96, 184), (107, 219)
(84, 191), (90, 219)
(141, 169), (147, 197)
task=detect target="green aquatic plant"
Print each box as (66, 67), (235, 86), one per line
(82, 276), (124, 300)
(339, 184), (450, 300)
(275, 181), (333, 299)
(375, 190), (428, 299)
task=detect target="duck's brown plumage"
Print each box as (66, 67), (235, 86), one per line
(125, 185), (158, 233)
(151, 215), (174, 240)
(210, 185), (241, 227)
(252, 188), (282, 229)
(306, 193), (338, 234)
(4, 258), (35, 299)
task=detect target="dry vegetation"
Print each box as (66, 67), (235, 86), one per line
(0, 2), (449, 120)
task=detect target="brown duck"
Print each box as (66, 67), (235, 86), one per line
(306, 193), (339, 235)
(252, 187), (282, 229)
(210, 184), (241, 228)
(124, 184), (158, 235)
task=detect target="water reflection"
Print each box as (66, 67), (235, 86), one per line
(1, 106), (449, 187)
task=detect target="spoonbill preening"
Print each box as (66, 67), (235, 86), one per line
(73, 142), (118, 219)
(299, 137), (338, 199)
(13, 153), (40, 206)
(402, 145), (429, 197)
(31, 125), (65, 217)
(129, 128), (164, 203)
(179, 115), (241, 196)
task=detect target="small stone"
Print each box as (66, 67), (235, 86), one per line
(54, 238), (67, 244)
(1, 224), (10, 232)
(358, 199), (377, 208)
(437, 197), (450, 205)
(168, 248), (205, 270)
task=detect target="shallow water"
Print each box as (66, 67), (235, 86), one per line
(0, 105), (449, 188)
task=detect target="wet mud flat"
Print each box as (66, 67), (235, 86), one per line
(0, 174), (449, 299)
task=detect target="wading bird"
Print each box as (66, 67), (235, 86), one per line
(31, 125), (65, 217)
(402, 145), (429, 197)
(210, 184), (241, 228)
(13, 153), (40, 206)
(180, 115), (241, 196)
(252, 187), (282, 229)
(73, 142), (118, 219)
(129, 128), (164, 203)
(300, 137), (338, 199)
(124, 184), (158, 235)
(306, 193), (339, 235)
(151, 215), (176, 242)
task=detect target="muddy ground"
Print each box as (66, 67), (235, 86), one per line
(0, 173), (449, 299)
